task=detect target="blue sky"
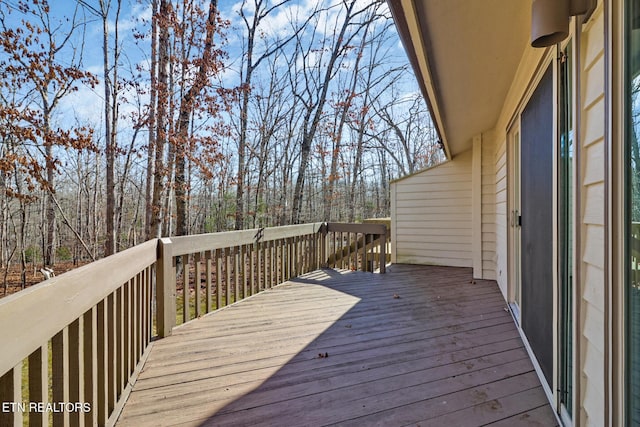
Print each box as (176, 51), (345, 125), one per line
(1, 0), (421, 152)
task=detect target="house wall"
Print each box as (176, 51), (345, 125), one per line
(391, 149), (473, 267)
(482, 136), (497, 280)
(391, 5), (608, 423)
(578, 4), (606, 426)
(391, 141), (496, 279)
(494, 133), (508, 298)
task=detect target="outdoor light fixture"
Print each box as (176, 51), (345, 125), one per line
(531, 0), (594, 47)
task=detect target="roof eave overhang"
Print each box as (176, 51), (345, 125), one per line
(387, 0), (451, 160)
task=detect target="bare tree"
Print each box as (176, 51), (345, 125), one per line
(0, 1), (96, 266)
(149, 0), (171, 238)
(290, 0), (383, 223)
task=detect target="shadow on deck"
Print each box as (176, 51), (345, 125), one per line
(116, 265), (557, 426)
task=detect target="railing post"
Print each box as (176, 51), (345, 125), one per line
(320, 223), (328, 268)
(157, 238), (176, 338)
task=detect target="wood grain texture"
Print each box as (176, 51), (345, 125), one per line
(116, 265), (556, 426)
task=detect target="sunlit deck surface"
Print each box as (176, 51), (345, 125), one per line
(116, 264), (557, 426)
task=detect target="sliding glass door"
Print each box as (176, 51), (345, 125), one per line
(558, 41), (574, 419)
(626, 0), (640, 423)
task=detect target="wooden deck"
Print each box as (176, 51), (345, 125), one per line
(116, 265), (558, 426)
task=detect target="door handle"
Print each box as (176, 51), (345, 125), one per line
(510, 210), (522, 228)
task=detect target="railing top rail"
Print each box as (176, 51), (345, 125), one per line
(0, 239), (158, 377)
(169, 222), (325, 256)
(326, 222), (387, 234)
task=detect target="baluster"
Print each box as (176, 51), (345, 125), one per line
(124, 280), (132, 378)
(68, 318), (83, 427)
(279, 239), (284, 283)
(107, 293), (116, 413)
(84, 307), (98, 426)
(146, 266), (153, 344)
(272, 240), (277, 286)
(0, 362), (22, 427)
(259, 242), (265, 290)
(380, 231), (387, 274)
(215, 248), (223, 309)
(225, 247), (232, 305)
(345, 232), (350, 270)
(206, 250), (213, 313)
(116, 287), (124, 398)
(331, 232), (335, 270)
(269, 240), (274, 287)
(297, 235), (302, 275)
(249, 245), (255, 296)
(233, 246), (240, 300)
(313, 233), (318, 270)
(272, 240), (278, 285)
(292, 236), (297, 277)
(52, 327), (70, 426)
(140, 269), (146, 347)
(242, 245), (248, 297)
(302, 235), (307, 273)
(132, 274), (139, 364)
(96, 299), (108, 424)
(29, 345), (48, 427)
(341, 232), (345, 269)
(182, 254), (190, 323)
(195, 252), (202, 318)
(308, 234), (313, 272)
(263, 241), (269, 288)
(364, 234), (369, 272)
(141, 270), (147, 351)
(285, 238), (291, 280)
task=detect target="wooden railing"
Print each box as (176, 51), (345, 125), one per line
(0, 240), (157, 426)
(157, 222), (326, 335)
(325, 222), (388, 274)
(0, 222), (387, 426)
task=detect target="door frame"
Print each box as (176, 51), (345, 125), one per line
(557, 35), (579, 426)
(506, 48), (563, 413)
(507, 121), (522, 324)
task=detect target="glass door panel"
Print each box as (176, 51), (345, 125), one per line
(627, 0), (640, 423)
(558, 41), (574, 418)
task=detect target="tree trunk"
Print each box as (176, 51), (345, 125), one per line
(44, 112), (56, 266)
(150, 0), (171, 238)
(175, 0), (219, 236)
(291, 1), (357, 224)
(145, 0), (158, 240)
(102, 0), (117, 256)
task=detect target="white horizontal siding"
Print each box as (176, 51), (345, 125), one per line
(579, 5), (606, 426)
(482, 136), (497, 280)
(393, 150), (473, 267)
(495, 136), (508, 297)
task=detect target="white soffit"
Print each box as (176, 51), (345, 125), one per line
(409, 1), (529, 156)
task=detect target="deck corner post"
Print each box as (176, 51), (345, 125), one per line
(320, 223), (328, 268)
(157, 238), (176, 338)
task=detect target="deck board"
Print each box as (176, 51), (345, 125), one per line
(116, 265), (558, 426)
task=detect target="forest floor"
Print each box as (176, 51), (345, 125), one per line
(0, 262), (89, 299)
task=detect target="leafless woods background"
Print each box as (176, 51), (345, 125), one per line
(0, 0), (443, 289)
